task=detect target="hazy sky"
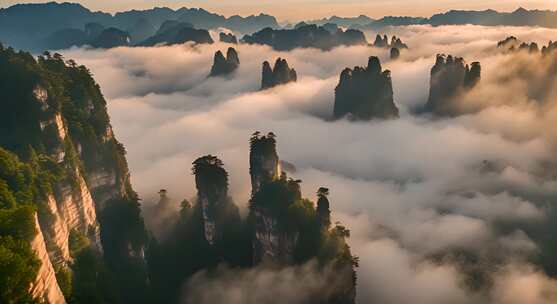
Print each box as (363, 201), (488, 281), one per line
(2, 0), (557, 21)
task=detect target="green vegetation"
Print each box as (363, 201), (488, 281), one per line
(0, 236), (40, 304)
(147, 156), (251, 303)
(0, 148), (44, 304)
(0, 44), (149, 303)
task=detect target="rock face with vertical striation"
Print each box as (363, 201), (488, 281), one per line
(192, 155), (237, 245)
(148, 132), (357, 303)
(334, 56), (399, 120)
(30, 215), (67, 304)
(249, 132), (298, 264)
(248, 132), (357, 303)
(0, 46), (148, 303)
(209, 47), (240, 77)
(425, 54), (481, 115)
(261, 58), (297, 90)
(249, 132), (280, 195)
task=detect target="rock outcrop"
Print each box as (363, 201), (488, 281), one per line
(192, 155), (234, 245)
(497, 36), (519, 49)
(390, 47), (401, 59)
(333, 56), (399, 120)
(261, 58), (297, 90)
(424, 54), (481, 115)
(248, 132), (357, 304)
(209, 47), (240, 77)
(149, 132), (357, 303)
(30, 215), (67, 304)
(497, 36), (557, 55)
(219, 32), (238, 44)
(249, 132), (280, 195)
(242, 24), (367, 51)
(373, 34), (408, 49)
(0, 46), (148, 302)
(316, 187), (331, 229)
(249, 132), (298, 264)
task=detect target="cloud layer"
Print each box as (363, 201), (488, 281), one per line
(62, 25), (557, 303)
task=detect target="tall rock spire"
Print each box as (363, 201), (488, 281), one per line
(333, 56), (399, 120)
(260, 58), (297, 90)
(316, 187), (331, 230)
(192, 155), (230, 245)
(249, 132), (280, 195)
(425, 54), (481, 115)
(209, 47), (240, 77)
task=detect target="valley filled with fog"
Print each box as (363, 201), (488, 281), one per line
(55, 24), (557, 303)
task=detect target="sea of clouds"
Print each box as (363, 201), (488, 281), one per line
(61, 24), (557, 303)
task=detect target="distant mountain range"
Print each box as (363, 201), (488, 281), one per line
(1, 2), (557, 52)
(0, 2), (278, 51)
(313, 7), (557, 29)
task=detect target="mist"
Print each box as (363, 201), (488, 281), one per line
(60, 24), (557, 303)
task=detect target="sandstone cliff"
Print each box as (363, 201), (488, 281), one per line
(0, 46), (148, 303)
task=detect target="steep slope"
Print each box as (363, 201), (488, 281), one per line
(0, 45), (148, 303)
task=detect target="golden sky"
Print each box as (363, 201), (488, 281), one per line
(3, 0), (557, 22)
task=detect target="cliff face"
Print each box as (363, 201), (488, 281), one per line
(333, 56), (399, 120)
(0, 46), (148, 303)
(248, 132), (357, 303)
(30, 215), (67, 304)
(33, 83), (102, 267)
(261, 58), (297, 90)
(148, 132), (356, 303)
(249, 132), (280, 195)
(425, 54), (481, 115)
(209, 47), (240, 77)
(248, 133), (297, 264)
(192, 155), (234, 245)
(252, 207), (299, 264)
